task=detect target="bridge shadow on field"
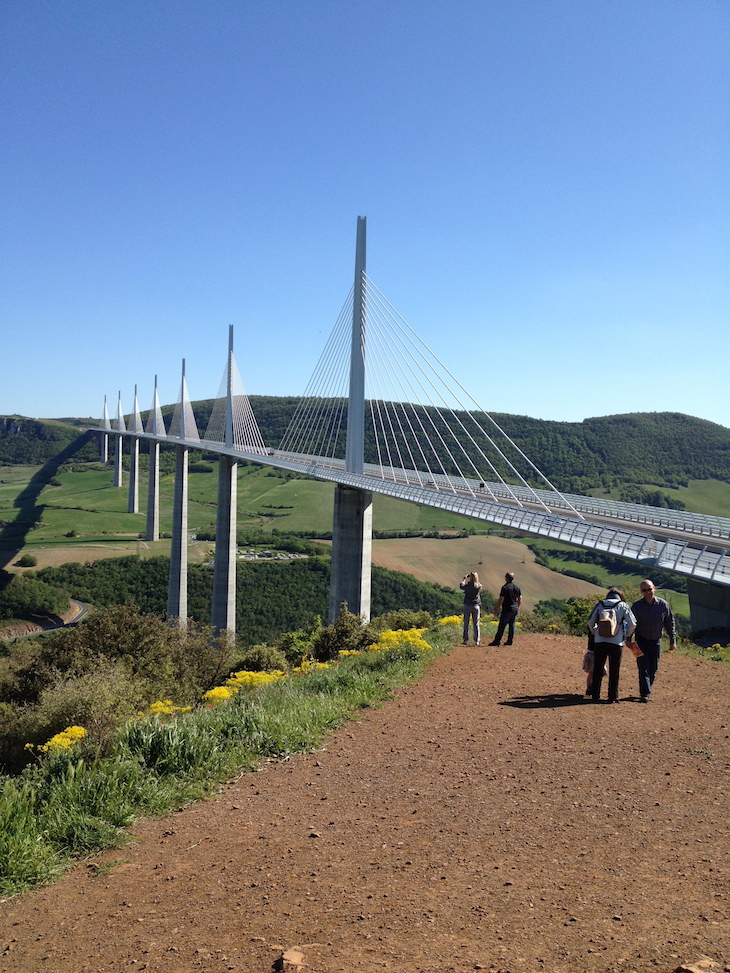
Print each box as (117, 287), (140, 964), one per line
(500, 692), (588, 709)
(0, 431), (95, 573)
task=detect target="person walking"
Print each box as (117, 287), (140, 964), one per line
(587, 587), (637, 703)
(460, 571), (483, 645)
(489, 571), (522, 646)
(631, 579), (676, 703)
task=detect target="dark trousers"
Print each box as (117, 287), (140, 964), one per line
(494, 608), (518, 645)
(592, 642), (623, 701)
(636, 635), (661, 698)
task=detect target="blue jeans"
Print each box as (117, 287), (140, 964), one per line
(636, 636), (661, 698)
(463, 604), (480, 643)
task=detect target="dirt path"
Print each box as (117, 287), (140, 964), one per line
(1, 634), (728, 973)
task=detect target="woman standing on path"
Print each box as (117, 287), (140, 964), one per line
(460, 571), (482, 645)
(587, 586), (637, 703)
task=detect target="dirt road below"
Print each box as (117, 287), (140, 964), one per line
(0, 634), (728, 973)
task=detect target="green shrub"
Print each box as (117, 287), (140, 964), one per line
(367, 608), (432, 635)
(17, 554), (38, 568)
(311, 607), (377, 661)
(235, 643), (288, 672)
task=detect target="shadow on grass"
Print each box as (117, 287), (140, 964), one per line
(0, 431), (96, 573)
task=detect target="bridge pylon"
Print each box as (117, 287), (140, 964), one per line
(99, 395), (110, 463)
(145, 376), (166, 543)
(330, 215), (373, 622)
(167, 360), (199, 628)
(211, 327), (238, 634)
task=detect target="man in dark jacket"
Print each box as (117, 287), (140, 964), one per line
(489, 572), (522, 646)
(631, 579), (676, 703)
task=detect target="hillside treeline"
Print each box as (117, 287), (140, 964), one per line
(37, 556), (461, 645)
(4, 405), (729, 493)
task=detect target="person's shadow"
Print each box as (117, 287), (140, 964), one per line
(500, 693), (588, 709)
(0, 431), (95, 573)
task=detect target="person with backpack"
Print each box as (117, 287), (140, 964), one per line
(586, 587), (637, 703)
(460, 571), (483, 645)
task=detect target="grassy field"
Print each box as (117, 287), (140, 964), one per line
(592, 479), (730, 517)
(372, 534), (603, 609)
(0, 462), (483, 572)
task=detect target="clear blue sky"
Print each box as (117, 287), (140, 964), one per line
(2, 0), (728, 429)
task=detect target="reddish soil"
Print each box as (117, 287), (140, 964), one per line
(1, 634), (728, 973)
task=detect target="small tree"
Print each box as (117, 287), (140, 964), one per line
(311, 605), (377, 661)
(17, 554), (37, 567)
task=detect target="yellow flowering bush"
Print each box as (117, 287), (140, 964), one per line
(226, 669), (287, 690)
(202, 686), (235, 704)
(702, 643), (730, 662)
(292, 659), (332, 674)
(437, 615), (461, 627)
(40, 725), (87, 753)
(376, 628), (431, 652)
(144, 700), (192, 717)
(338, 649), (362, 657)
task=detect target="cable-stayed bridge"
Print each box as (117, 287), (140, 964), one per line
(100, 218), (730, 635)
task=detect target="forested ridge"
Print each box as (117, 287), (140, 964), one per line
(35, 556), (460, 646)
(3, 404), (728, 492)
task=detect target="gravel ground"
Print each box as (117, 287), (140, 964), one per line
(1, 633), (728, 973)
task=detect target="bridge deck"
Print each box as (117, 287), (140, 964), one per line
(109, 431), (730, 587)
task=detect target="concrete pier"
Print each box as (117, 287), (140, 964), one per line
(687, 578), (730, 636)
(113, 434), (123, 487)
(211, 454), (237, 634)
(329, 484), (373, 622)
(146, 441), (160, 542)
(167, 444), (188, 627)
(329, 216), (373, 622)
(127, 438), (139, 514)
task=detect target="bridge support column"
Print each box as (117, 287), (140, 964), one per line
(211, 455), (237, 634)
(329, 485), (372, 623)
(113, 434), (123, 487)
(146, 441), (160, 542)
(167, 445), (188, 627)
(127, 438), (139, 514)
(687, 578), (730, 636)
(100, 433), (108, 464)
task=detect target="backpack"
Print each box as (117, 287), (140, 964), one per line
(596, 600), (618, 638)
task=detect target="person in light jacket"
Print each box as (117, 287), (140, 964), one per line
(587, 587), (637, 704)
(460, 571), (482, 645)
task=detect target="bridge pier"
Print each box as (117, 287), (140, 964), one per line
(329, 216), (373, 622)
(113, 434), (123, 487)
(146, 441), (160, 542)
(686, 578), (730, 637)
(167, 444), (188, 627)
(329, 485), (372, 622)
(127, 437), (139, 514)
(211, 455), (237, 634)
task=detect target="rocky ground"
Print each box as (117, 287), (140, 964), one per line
(0, 634), (728, 973)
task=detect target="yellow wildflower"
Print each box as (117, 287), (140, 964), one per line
(40, 725), (87, 753)
(203, 686), (234, 704)
(376, 628), (431, 652)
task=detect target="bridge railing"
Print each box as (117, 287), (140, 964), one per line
(107, 432), (730, 587)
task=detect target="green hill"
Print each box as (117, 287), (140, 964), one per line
(3, 405), (729, 496)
